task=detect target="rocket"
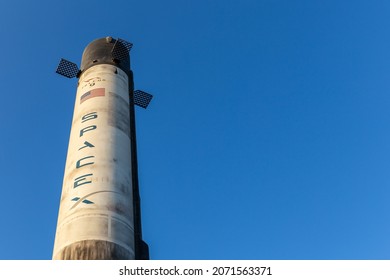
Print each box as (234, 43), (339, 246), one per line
(53, 37), (152, 260)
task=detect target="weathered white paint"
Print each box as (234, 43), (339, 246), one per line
(53, 64), (134, 259)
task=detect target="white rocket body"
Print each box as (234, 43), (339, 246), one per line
(53, 64), (135, 259)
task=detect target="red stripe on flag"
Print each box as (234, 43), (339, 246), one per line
(80, 88), (105, 104)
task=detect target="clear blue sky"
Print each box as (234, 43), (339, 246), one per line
(1, 0), (390, 260)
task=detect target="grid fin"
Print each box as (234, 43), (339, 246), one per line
(134, 90), (153, 109)
(56, 58), (79, 78)
(112, 38), (133, 62)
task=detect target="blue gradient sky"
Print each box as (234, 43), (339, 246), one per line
(1, 0), (390, 259)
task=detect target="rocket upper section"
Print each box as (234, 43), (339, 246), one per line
(80, 37), (132, 75)
(55, 37), (153, 109)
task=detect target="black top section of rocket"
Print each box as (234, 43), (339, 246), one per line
(80, 37), (131, 75)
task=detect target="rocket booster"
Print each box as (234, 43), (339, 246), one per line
(53, 37), (150, 260)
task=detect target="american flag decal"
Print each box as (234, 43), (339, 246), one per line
(80, 88), (105, 104)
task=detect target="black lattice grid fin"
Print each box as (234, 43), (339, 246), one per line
(112, 38), (133, 62)
(56, 59), (79, 78)
(118, 38), (133, 52)
(134, 90), (153, 109)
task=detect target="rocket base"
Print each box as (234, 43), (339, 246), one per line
(54, 240), (133, 260)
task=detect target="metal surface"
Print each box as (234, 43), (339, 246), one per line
(56, 59), (79, 78)
(53, 64), (135, 260)
(54, 37), (150, 260)
(80, 37), (130, 75)
(134, 90), (153, 109)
